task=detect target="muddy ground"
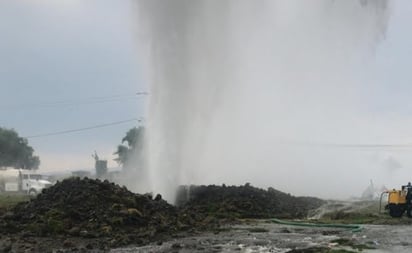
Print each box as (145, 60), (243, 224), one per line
(2, 218), (412, 252)
(112, 220), (412, 253)
(0, 178), (325, 252)
(1, 178), (411, 252)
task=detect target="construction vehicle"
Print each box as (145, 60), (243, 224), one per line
(381, 182), (412, 218)
(0, 167), (53, 195)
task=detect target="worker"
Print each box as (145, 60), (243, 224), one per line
(406, 182), (412, 204)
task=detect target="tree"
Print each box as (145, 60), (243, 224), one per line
(114, 126), (145, 169)
(0, 127), (40, 169)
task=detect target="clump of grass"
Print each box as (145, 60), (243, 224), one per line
(320, 210), (379, 224)
(0, 194), (29, 209)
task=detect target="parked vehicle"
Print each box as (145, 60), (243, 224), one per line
(0, 167), (53, 195)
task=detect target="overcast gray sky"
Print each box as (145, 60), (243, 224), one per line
(0, 0), (145, 171)
(1, 1), (412, 197)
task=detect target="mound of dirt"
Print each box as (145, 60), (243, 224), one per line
(0, 179), (325, 251)
(177, 184), (325, 221)
(1, 177), (180, 247)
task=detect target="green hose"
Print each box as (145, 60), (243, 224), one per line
(271, 218), (363, 233)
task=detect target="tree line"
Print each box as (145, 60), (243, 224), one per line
(0, 125), (143, 170)
(0, 127), (40, 169)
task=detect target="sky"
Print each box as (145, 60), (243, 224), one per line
(1, 1), (412, 198)
(0, 0), (145, 171)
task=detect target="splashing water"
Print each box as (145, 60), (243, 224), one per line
(132, 0), (390, 202)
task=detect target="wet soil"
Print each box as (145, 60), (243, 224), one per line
(112, 220), (412, 253)
(177, 184), (325, 220)
(9, 178), (409, 252)
(0, 178), (181, 251)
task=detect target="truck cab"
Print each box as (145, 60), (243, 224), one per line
(20, 172), (53, 195)
(0, 168), (53, 195)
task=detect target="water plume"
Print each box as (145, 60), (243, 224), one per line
(133, 0), (390, 202)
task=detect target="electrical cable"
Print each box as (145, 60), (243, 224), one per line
(310, 143), (412, 148)
(24, 118), (140, 139)
(284, 140), (412, 149)
(0, 93), (148, 111)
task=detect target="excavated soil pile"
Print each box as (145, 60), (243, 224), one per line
(1, 177), (179, 247)
(0, 179), (325, 251)
(177, 184), (325, 222)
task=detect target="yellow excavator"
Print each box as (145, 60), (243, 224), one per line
(381, 182), (412, 218)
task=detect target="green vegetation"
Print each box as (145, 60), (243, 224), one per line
(0, 194), (29, 209)
(315, 213), (412, 225)
(317, 211), (380, 224)
(114, 126), (145, 169)
(0, 127), (40, 169)
(312, 200), (412, 225)
(317, 209), (412, 225)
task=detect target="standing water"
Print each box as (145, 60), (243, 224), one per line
(129, 0), (390, 202)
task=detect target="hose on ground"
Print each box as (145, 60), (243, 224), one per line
(271, 218), (363, 233)
(379, 191), (388, 213)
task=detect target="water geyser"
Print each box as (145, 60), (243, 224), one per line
(132, 0), (390, 202)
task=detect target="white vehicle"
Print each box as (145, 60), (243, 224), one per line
(0, 168), (53, 195)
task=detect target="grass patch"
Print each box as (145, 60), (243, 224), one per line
(0, 194), (30, 209)
(317, 211), (379, 224)
(316, 211), (412, 225)
(312, 200), (412, 225)
(311, 200), (412, 225)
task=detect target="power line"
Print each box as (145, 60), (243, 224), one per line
(30, 97), (139, 108)
(1, 92), (149, 111)
(25, 119), (141, 139)
(317, 143), (412, 148)
(287, 140), (412, 149)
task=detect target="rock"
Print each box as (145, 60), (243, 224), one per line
(286, 247), (331, 253)
(281, 228), (292, 233)
(63, 239), (74, 248)
(0, 238), (12, 253)
(79, 230), (89, 237)
(3, 212), (14, 220)
(127, 208), (143, 217)
(171, 243), (182, 249)
(155, 194), (162, 201)
(100, 225), (112, 235)
(67, 226), (80, 236)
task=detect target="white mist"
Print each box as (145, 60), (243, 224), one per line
(133, 0), (390, 202)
